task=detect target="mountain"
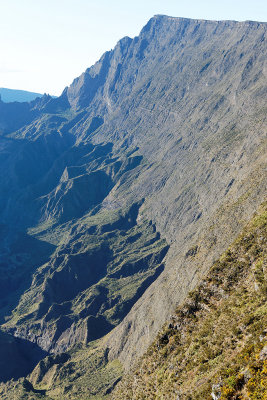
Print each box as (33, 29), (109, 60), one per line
(0, 15), (266, 399)
(0, 88), (44, 103)
(113, 202), (267, 399)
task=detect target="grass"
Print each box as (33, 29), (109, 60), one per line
(0, 339), (123, 400)
(113, 202), (267, 399)
(1, 202), (168, 400)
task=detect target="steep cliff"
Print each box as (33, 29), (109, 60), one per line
(0, 15), (266, 399)
(113, 202), (267, 399)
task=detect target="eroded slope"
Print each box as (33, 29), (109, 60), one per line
(0, 14), (266, 399)
(113, 202), (267, 399)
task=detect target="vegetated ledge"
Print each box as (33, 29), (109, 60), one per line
(113, 201), (267, 400)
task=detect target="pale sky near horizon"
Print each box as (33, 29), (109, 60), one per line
(0, 0), (266, 96)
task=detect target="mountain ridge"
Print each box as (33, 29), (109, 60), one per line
(152, 14), (267, 23)
(0, 15), (266, 399)
(0, 88), (54, 103)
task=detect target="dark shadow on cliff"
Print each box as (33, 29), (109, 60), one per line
(0, 229), (56, 324)
(0, 330), (48, 383)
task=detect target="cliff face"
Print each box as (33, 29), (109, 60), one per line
(0, 15), (266, 399)
(113, 202), (267, 400)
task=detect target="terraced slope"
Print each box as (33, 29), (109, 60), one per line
(4, 203), (168, 354)
(0, 15), (266, 399)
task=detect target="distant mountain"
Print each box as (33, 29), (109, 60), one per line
(0, 88), (48, 103)
(0, 15), (266, 400)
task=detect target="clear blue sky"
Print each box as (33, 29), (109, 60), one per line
(0, 0), (266, 96)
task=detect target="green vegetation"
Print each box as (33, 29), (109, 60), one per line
(0, 15), (266, 400)
(0, 339), (123, 399)
(113, 202), (267, 399)
(3, 201), (168, 358)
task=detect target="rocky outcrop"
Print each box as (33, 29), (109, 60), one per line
(112, 203), (267, 399)
(0, 14), (266, 399)
(4, 202), (169, 355)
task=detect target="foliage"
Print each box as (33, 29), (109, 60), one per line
(113, 202), (267, 399)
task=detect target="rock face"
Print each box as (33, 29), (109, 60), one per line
(0, 14), (266, 398)
(112, 203), (267, 399)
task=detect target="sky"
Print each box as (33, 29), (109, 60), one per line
(0, 0), (266, 96)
